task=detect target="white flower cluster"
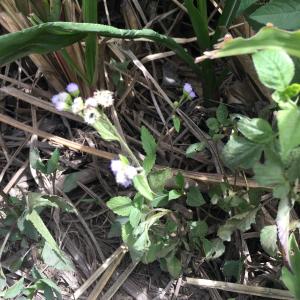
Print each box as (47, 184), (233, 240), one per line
(51, 83), (115, 126)
(110, 159), (137, 188)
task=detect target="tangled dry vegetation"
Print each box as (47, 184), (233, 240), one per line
(0, 0), (298, 299)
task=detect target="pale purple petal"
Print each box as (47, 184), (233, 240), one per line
(58, 92), (70, 103)
(183, 83), (193, 94)
(189, 91), (196, 99)
(66, 83), (79, 94)
(55, 101), (66, 111)
(51, 94), (60, 105)
(116, 172), (131, 187)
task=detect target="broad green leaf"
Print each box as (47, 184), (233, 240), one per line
(189, 221), (208, 239)
(133, 174), (154, 201)
(206, 117), (219, 132)
(250, 0), (300, 30)
(236, 0), (258, 15)
(273, 83), (300, 102)
(27, 192), (55, 211)
(175, 173), (185, 190)
(278, 105), (300, 158)
(237, 117), (273, 144)
(4, 278), (24, 299)
(63, 172), (79, 193)
(222, 135), (263, 169)
(106, 196), (132, 216)
(42, 195), (75, 213)
(168, 190), (182, 201)
(42, 242), (74, 271)
(253, 49), (294, 91)
(218, 208), (259, 241)
(166, 254), (182, 278)
(143, 155), (156, 174)
(216, 103), (229, 124)
(129, 207), (142, 228)
(93, 113), (120, 142)
(0, 22), (200, 76)
(203, 238), (225, 259)
(141, 126), (157, 156)
(30, 148), (46, 173)
(26, 210), (60, 254)
(187, 187), (205, 207)
(185, 142), (206, 158)
(142, 242), (161, 264)
(254, 160), (289, 199)
(46, 149), (60, 174)
(209, 26), (300, 59)
(49, 0), (61, 21)
(172, 115), (181, 132)
(223, 260), (242, 281)
(260, 225), (278, 256)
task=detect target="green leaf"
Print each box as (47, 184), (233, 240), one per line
(278, 105), (300, 158)
(133, 174), (154, 201)
(185, 142), (206, 158)
(166, 255), (182, 278)
(237, 0), (258, 15)
(206, 117), (219, 132)
(83, 0), (98, 84)
(26, 210), (61, 254)
(260, 225), (278, 256)
(106, 196), (132, 216)
(4, 278), (24, 299)
(49, 0), (61, 21)
(187, 187), (205, 207)
(46, 149), (60, 174)
(237, 117), (273, 144)
(175, 173), (185, 190)
(274, 83), (300, 102)
(254, 159), (290, 199)
(216, 103), (229, 124)
(0, 22), (200, 76)
(129, 207), (142, 228)
(0, 268), (6, 291)
(148, 168), (172, 194)
(223, 260), (242, 281)
(93, 113), (120, 142)
(210, 26), (300, 59)
(203, 238), (225, 259)
(222, 135), (263, 169)
(189, 221), (208, 239)
(168, 190), (182, 201)
(281, 234), (300, 299)
(141, 126), (157, 156)
(218, 208), (259, 241)
(63, 172), (79, 193)
(42, 242), (74, 271)
(30, 148), (46, 173)
(253, 49), (294, 91)
(172, 115), (181, 132)
(143, 155), (156, 174)
(250, 0), (300, 30)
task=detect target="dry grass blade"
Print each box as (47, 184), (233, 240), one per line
(101, 260), (139, 300)
(87, 248), (126, 300)
(74, 245), (128, 299)
(185, 278), (293, 300)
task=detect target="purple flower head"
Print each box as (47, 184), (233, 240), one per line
(51, 94), (60, 105)
(110, 159), (137, 188)
(66, 83), (80, 96)
(183, 83), (196, 99)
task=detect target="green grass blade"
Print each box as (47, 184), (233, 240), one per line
(0, 22), (201, 76)
(49, 0), (62, 21)
(82, 0), (98, 85)
(208, 27), (300, 59)
(212, 0), (241, 44)
(184, 0), (215, 99)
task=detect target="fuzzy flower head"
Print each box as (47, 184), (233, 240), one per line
(83, 107), (99, 125)
(93, 90), (114, 108)
(66, 83), (80, 97)
(183, 83), (196, 99)
(71, 97), (84, 114)
(85, 97), (98, 108)
(110, 158), (137, 188)
(51, 92), (72, 111)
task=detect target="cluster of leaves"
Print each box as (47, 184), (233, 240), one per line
(0, 150), (74, 299)
(222, 49), (300, 298)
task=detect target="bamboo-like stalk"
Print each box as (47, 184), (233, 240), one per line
(185, 278), (293, 300)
